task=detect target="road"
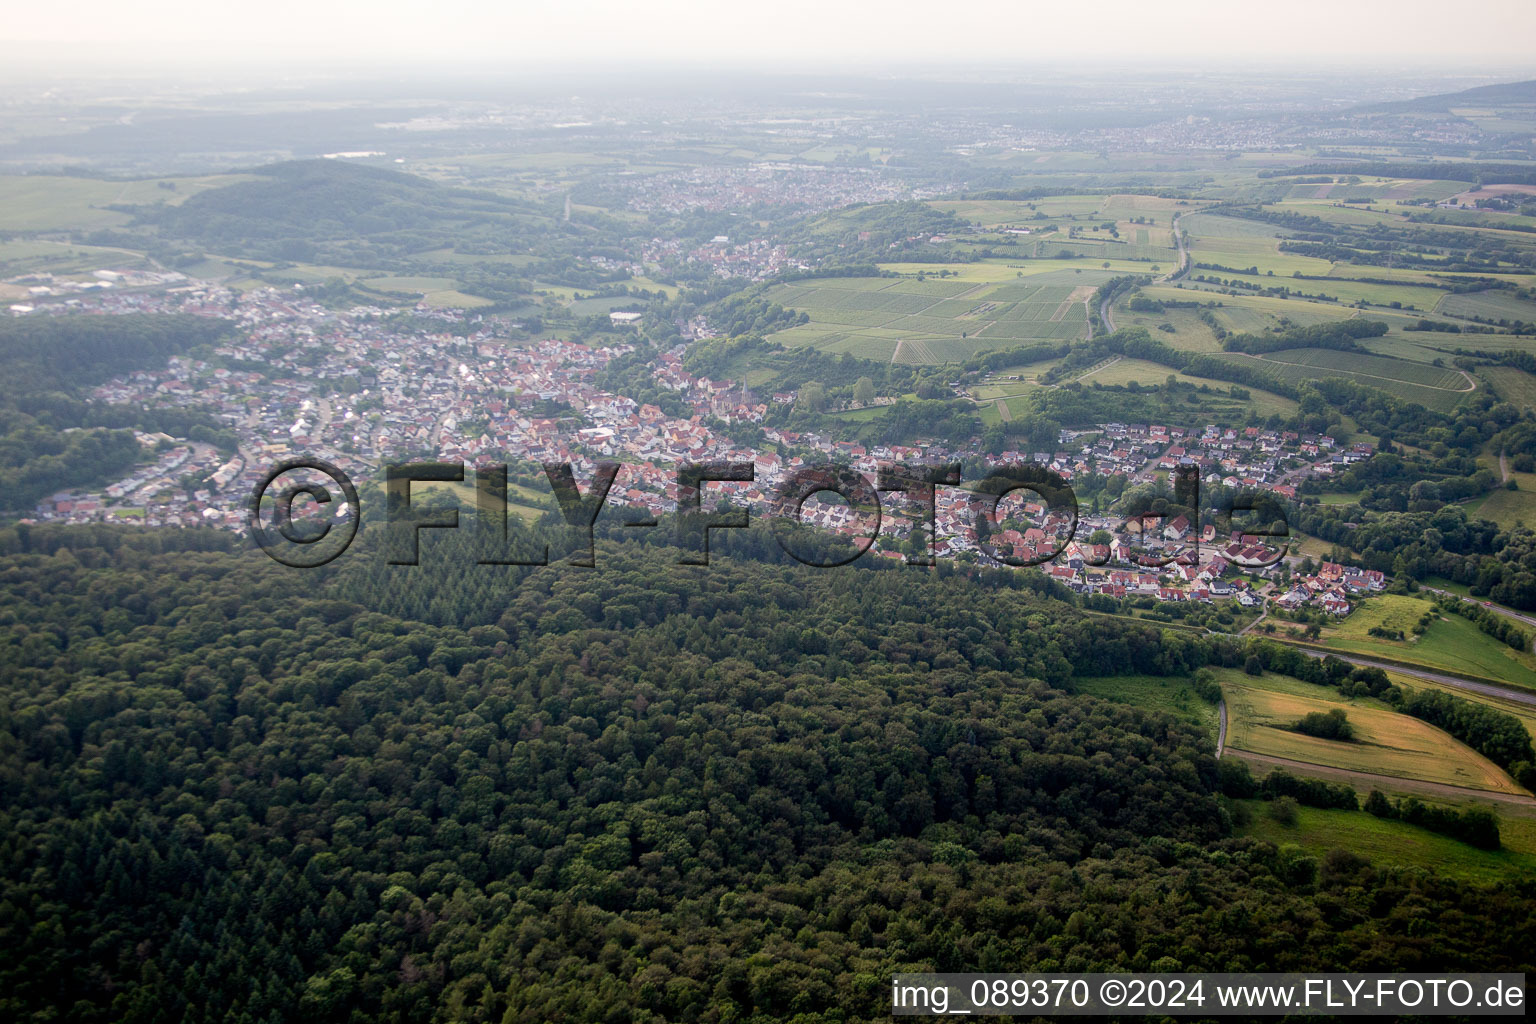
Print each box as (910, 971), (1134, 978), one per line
(1216, 699), (1227, 757)
(1226, 749), (1536, 813)
(1162, 213), (1189, 282)
(1285, 643), (1536, 709)
(1422, 586), (1536, 631)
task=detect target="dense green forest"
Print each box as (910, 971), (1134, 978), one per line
(2, 524), (1534, 1023)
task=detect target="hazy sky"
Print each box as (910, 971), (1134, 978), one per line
(5, 0), (1536, 71)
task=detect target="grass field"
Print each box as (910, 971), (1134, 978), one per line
(411, 479), (551, 523)
(1482, 366), (1536, 414)
(1068, 674), (1219, 737)
(1436, 290), (1536, 323)
(1321, 595), (1536, 690)
(1218, 668), (1521, 794)
(1210, 351), (1471, 413)
(1465, 483), (1536, 531)
(764, 268), (1104, 364)
(1235, 802), (1536, 880)
(0, 173), (251, 232)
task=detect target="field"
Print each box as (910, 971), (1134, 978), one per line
(1465, 482), (1536, 531)
(763, 268), (1104, 364)
(411, 478), (552, 524)
(1209, 350), (1473, 412)
(1436, 289), (1536, 323)
(1483, 365), (1536, 414)
(1386, 669), (1536, 746)
(0, 173), (252, 232)
(1068, 674), (1219, 736)
(1218, 668), (1520, 794)
(1321, 595), (1536, 690)
(1236, 803), (1536, 881)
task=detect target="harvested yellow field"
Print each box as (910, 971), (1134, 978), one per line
(1222, 680), (1521, 794)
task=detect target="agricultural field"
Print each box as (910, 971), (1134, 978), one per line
(1321, 595), (1536, 690)
(763, 268), (1107, 364)
(1217, 669), (1521, 794)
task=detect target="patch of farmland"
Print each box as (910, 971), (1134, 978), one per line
(997, 301), (1066, 322)
(977, 320), (1085, 341)
(883, 279), (973, 297)
(884, 314), (968, 335)
(1220, 677), (1520, 794)
(814, 334), (901, 360)
(974, 283), (1045, 303)
(926, 298), (991, 317)
(1211, 306), (1275, 333)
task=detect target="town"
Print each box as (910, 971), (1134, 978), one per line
(18, 271), (1385, 620)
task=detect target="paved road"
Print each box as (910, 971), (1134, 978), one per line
(1422, 586), (1536, 631)
(1227, 749), (1536, 813)
(1285, 643), (1536, 708)
(1162, 213), (1189, 282)
(1099, 292), (1117, 333)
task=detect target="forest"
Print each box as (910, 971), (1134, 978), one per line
(2, 523), (1534, 1023)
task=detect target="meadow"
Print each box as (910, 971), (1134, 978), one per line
(1482, 366), (1536, 414)
(763, 267), (1106, 365)
(1236, 802), (1536, 880)
(1436, 290), (1536, 323)
(1210, 351), (1472, 412)
(1067, 673), (1220, 737)
(1322, 595), (1536, 690)
(0, 172), (252, 232)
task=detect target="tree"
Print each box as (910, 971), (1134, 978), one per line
(1244, 655), (1263, 676)
(853, 376), (876, 406)
(799, 381), (827, 413)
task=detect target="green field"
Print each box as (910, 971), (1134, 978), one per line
(1465, 482), (1536, 531)
(1210, 350), (1472, 412)
(0, 173), (251, 232)
(764, 268), (1103, 364)
(1483, 366), (1536, 414)
(1436, 289), (1536, 323)
(1236, 802), (1536, 881)
(1219, 669), (1520, 794)
(1068, 674), (1220, 737)
(1322, 595), (1536, 689)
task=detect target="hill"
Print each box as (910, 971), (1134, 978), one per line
(138, 159), (562, 266)
(1361, 78), (1536, 114)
